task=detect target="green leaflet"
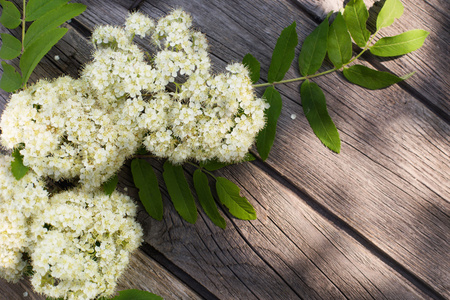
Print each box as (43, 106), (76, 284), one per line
(25, 0), (68, 21)
(0, 0), (21, 29)
(24, 3), (87, 50)
(163, 161), (197, 224)
(216, 177), (256, 220)
(376, 0), (404, 30)
(343, 64), (413, 89)
(301, 80), (340, 153)
(298, 17), (329, 76)
(0, 33), (21, 60)
(102, 174), (119, 196)
(343, 0), (370, 47)
(11, 148), (29, 180)
(0, 62), (22, 92)
(20, 27), (67, 85)
(200, 152), (256, 171)
(131, 159), (163, 220)
(267, 21), (298, 83)
(327, 12), (352, 68)
(193, 169), (226, 229)
(370, 29), (429, 57)
(242, 53), (261, 84)
(257, 86), (282, 161)
(111, 289), (163, 300)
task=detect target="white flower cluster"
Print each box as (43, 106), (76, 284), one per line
(0, 154), (143, 299)
(30, 188), (143, 300)
(0, 76), (144, 190)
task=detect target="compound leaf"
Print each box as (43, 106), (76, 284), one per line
(0, 62), (22, 92)
(193, 169), (226, 229)
(343, 64), (411, 89)
(370, 29), (429, 57)
(376, 0), (404, 30)
(301, 80), (340, 153)
(327, 12), (352, 68)
(257, 86), (282, 160)
(24, 3), (86, 49)
(242, 53), (260, 84)
(131, 158), (163, 220)
(0, 0), (21, 29)
(0, 33), (21, 60)
(20, 27), (67, 85)
(344, 0), (370, 47)
(216, 177), (256, 220)
(163, 161), (197, 224)
(111, 289), (163, 300)
(25, 0), (68, 21)
(11, 148), (29, 180)
(299, 17), (329, 76)
(102, 174), (118, 196)
(268, 21), (298, 83)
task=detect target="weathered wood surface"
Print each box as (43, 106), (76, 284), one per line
(1, 0), (449, 299)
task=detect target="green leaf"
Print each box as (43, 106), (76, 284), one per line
(25, 0), (68, 21)
(200, 152), (256, 171)
(301, 80), (340, 153)
(0, 62), (22, 92)
(20, 27), (67, 85)
(257, 86), (282, 160)
(102, 174), (118, 196)
(370, 29), (429, 57)
(267, 21), (298, 83)
(111, 289), (163, 300)
(11, 148), (29, 180)
(0, 0), (21, 29)
(299, 17), (329, 76)
(376, 0), (404, 30)
(163, 161), (197, 224)
(24, 3), (86, 50)
(242, 53), (260, 84)
(343, 0), (371, 47)
(131, 159), (163, 220)
(0, 33), (22, 60)
(327, 12), (352, 68)
(216, 177), (256, 220)
(193, 169), (226, 229)
(343, 64), (412, 89)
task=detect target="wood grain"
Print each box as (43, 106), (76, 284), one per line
(0, 0), (448, 299)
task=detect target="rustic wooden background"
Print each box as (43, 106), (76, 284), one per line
(1, 0), (449, 299)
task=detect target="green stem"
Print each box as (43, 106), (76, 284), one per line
(252, 67), (337, 88)
(253, 31), (380, 89)
(186, 161), (217, 179)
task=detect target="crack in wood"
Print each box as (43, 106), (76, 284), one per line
(139, 242), (219, 300)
